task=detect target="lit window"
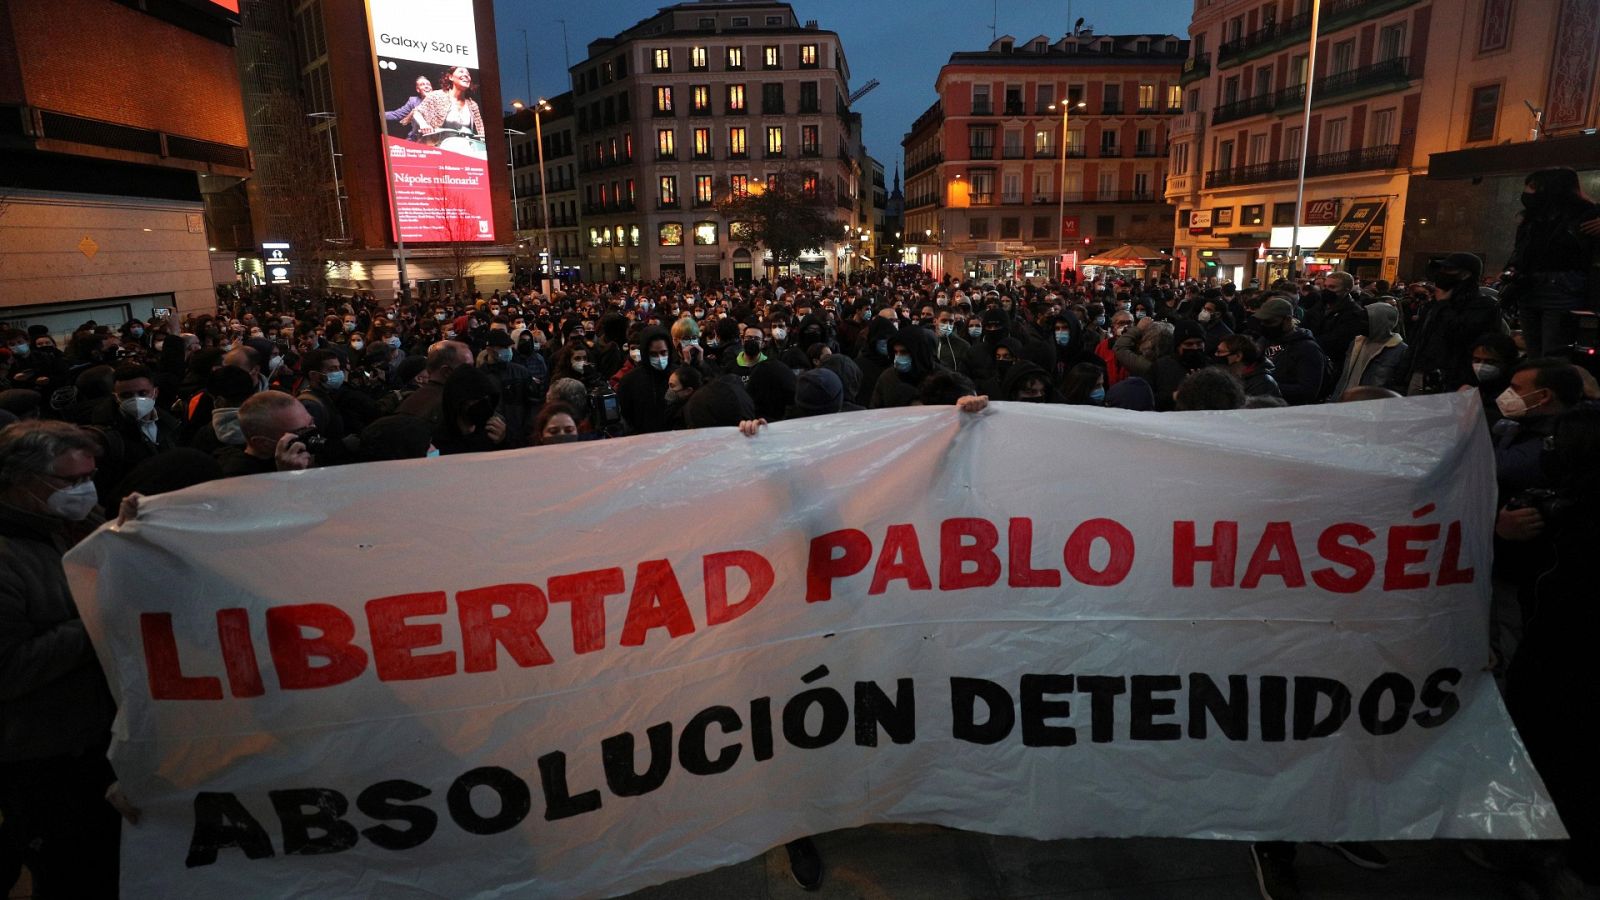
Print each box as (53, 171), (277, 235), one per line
(764, 45), (780, 68)
(628, 225), (640, 246)
(729, 126), (747, 156)
(1167, 84), (1183, 111)
(800, 44), (818, 67)
(1138, 83), (1156, 110)
(765, 125), (783, 155)
(730, 174), (749, 197)
(801, 124), (819, 155)
(730, 221), (754, 242)
(654, 86), (673, 113)
(692, 85), (710, 112)
(727, 46), (744, 69)
(659, 223), (683, 246)
(657, 129), (675, 158)
(695, 175), (713, 204)
(694, 221), (718, 245)
(693, 127), (711, 157)
(727, 84), (746, 111)
(691, 46), (708, 70)
(659, 175), (677, 205)
(652, 48), (671, 71)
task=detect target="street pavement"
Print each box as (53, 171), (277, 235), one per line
(5, 827), (1554, 898)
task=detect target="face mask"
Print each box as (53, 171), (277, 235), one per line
(120, 396), (156, 420)
(323, 370), (346, 390)
(445, 330), (457, 339)
(648, 354), (670, 371)
(387, 312), (397, 320)
(1096, 316), (1108, 327)
(629, 348), (642, 363)
(772, 328), (788, 342)
(935, 297), (948, 306)
(435, 313), (447, 321)
(705, 338), (719, 348)
(1181, 349), (1210, 369)
(426, 447), (441, 459)
(968, 325), (983, 339)
(1089, 387), (1106, 403)
(9, 343), (28, 356)
(1432, 272), (1468, 291)
(743, 339), (762, 358)
(496, 348), (514, 364)
(268, 354), (284, 371)
(1197, 310), (1212, 323)
(875, 338), (889, 356)
(545, 433), (580, 445)
(1472, 363), (1502, 384)
(937, 323), (954, 337)
(664, 388), (684, 404)
(1054, 331), (1071, 346)
(130, 327), (144, 337)
(1496, 387), (1538, 418)
(995, 358), (1014, 371)
(572, 360), (588, 373)
(387, 336), (402, 348)
(350, 340), (365, 351)
(45, 480), (98, 521)
(344, 322), (356, 332)
(893, 354), (912, 373)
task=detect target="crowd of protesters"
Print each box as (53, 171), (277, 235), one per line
(0, 167), (1596, 898)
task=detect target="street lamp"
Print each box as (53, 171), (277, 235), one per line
(531, 98), (554, 294)
(505, 127), (526, 234)
(1048, 99), (1085, 281)
(306, 112), (346, 240)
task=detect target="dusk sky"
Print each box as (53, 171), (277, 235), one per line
(493, 0), (1194, 174)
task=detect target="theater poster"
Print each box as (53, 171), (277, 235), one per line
(368, 0), (495, 243)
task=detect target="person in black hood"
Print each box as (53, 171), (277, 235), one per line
(1047, 314), (1102, 389)
(964, 308), (1011, 385)
(1505, 167), (1599, 359)
(1254, 296), (1329, 405)
(782, 313), (833, 370)
(433, 366), (504, 455)
(1404, 252), (1504, 395)
(854, 316), (899, 407)
(1000, 359), (1065, 403)
(616, 325), (677, 434)
(593, 313), (628, 381)
(1150, 318), (1213, 412)
(818, 351), (863, 404)
(683, 374), (756, 428)
(871, 323), (941, 409)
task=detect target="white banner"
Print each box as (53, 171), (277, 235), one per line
(66, 395), (1563, 899)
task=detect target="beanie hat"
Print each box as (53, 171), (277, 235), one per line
(794, 368), (844, 414)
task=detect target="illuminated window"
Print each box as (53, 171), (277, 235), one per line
(765, 125), (783, 156)
(766, 173), (779, 191)
(1138, 83), (1156, 111)
(801, 124), (819, 155)
(659, 223), (684, 246)
(726, 84), (746, 112)
(629, 225), (640, 246)
(730, 221), (754, 242)
(1166, 84), (1183, 111)
(624, 134), (633, 160)
(690, 46), (708, 70)
(691, 85), (710, 113)
(730, 174), (749, 197)
(626, 178), (636, 203)
(658, 175), (678, 206)
(800, 44), (818, 67)
(656, 128), (676, 159)
(802, 173), (818, 196)
(654, 86), (674, 114)
(695, 174), (714, 204)
(589, 227), (602, 247)
(614, 225), (625, 245)
(652, 48), (671, 72)
(729, 126), (747, 156)
(763, 45), (780, 69)
(694, 221), (718, 245)
(727, 46), (744, 69)
(693, 127), (711, 158)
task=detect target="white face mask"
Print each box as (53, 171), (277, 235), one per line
(772, 328), (788, 342)
(1472, 363), (1501, 384)
(45, 480), (98, 521)
(120, 396), (156, 421)
(269, 354), (284, 371)
(1197, 310), (1213, 323)
(629, 348), (642, 363)
(1496, 387), (1536, 418)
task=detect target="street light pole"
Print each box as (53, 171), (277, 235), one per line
(1289, 0), (1324, 280)
(306, 112), (346, 240)
(505, 127), (525, 234)
(1050, 99), (1085, 282)
(533, 99), (554, 295)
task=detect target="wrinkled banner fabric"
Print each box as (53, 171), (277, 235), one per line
(66, 394), (1563, 899)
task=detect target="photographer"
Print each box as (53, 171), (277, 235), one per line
(218, 390), (317, 477)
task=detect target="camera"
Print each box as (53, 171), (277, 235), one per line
(589, 386), (622, 434)
(1506, 487), (1579, 525)
(296, 429), (328, 457)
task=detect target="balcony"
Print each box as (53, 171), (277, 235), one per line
(1033, 146), (1059, 158)
(764, 148), (785, 159)
(725, 105), (747, 116)
(1136, 106), (1158, 115)
(655, 150), (677, 161)
(652, 107), (675, 118)
(1004, 102), (1025, 116)
(657, 199), (680, 210)
(1217, 10), (1312, 69)
(1204, 143), (1401, 189)
(1101, 102), (1124, 115)
(1322, 0), (1420, 31)
(969, 146), (995, 160)
(906, 151), (942, 176)
(691, 151), (712, 161)
(1321, 55), (1415, 102)
(1098, 145), (1122, 158)
(1169, 110), (1206, 139)
(1212, 92), (1277, 125)
(801, 146), (823, 158)
(1179, 52), (1211, 87)
(762, 103), (785, 115)
(729, 149), (748, 159)
(971, 102), (994, 116)
(1134, 144), (1166, 158)
(1164, 173), (1195, 200)
(688, 106), (712, 117)
(1001, 147), (1026, 159)
(798, 101), (820, 114)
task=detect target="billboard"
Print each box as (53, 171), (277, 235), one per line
(369, 0), (495, 243)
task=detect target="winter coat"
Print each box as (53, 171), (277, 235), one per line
(1405, 289), (1505, 394)
(1262, 327), (1328, 405)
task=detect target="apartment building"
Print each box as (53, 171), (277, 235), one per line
(571, 0), (863, 284)
(509, 93), (582, 285)
(902, 32), (1186, 282)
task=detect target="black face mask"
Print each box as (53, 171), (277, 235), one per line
(465, 399), (495, 427)
(1520, 192), (1549, 212)
(742, 339), (762, 358)
(1181, 349), (1210, 370)
(995, 358), (1014, 372)
(1432, 272), (1469, 291)
(1319, 289), (1341, 304)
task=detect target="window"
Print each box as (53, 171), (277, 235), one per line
(1102, 83), (1121, 113)
(697, 17), (713, 30)
(624, 134), (633, 161)
(690, 46), (708, 70)
(694, 221), (718, 245)
(626, 178), (636, 203)
(801, 124), (820, 155)
(1003, 129), (1023, 158)
(629, 225), (640, 246)
(968, 217), (989, 239)
(1283, 127), (1301, 160)
(1331, 40), (1355, 76)
(763, 45), (780, 69)
(1248, 133), (1267, 165)
(1034, 128), (1054, 155)
(659, 223), (683, 246)
(765, 15), (782, 25)
(727, 84), (746, 112)
(799, 81), (819, 113)
(1323, 118), (1347, 154)
(616, 55), (628, 78)
(1467, 84), (1500, 142)
(1067, 126), (1084, 155)
(601, 61), (613, 83)
(1033, 216), (1052, 238)
(1273, 202), (1296, 226)
(1254, 66), (1272, 97)
(1004, 85), (1023, 115)
(1097, 171), (1116, 197)
(1379, 22), (1406, 61)
(731, 16), (748, 26)
(1242, 204), (1265, 226)
(1222, 76), (1239, 105)
(1370, 108), (1395, 147)
(970, 171), (994, 204)
(802, 173), (818, 197)
(727, 46), (744, 69)
(1173, 142), (1190, 175)
(1289, 54), (1308, 85)
(694, 175), (713, 205)
(731, 174), (749, 197)
(589, 227), (601, 247)
(762, 82), (784, 114)
(658, 175), (678, 207)
(1000, 217), (1021, 239)
(1138, 83), (1156, 111)
(693, 127), (711, 158)
(729, 126), (747, 156)
(800, 44), (818, 67)
(1167, 85), (1183, 111)
(1032, 171), (1052, 198)
(765, 125), (784, 156)
(1035, 83), (1054, 113)
(691, 85), (710, 113)
(1218, 139), (1235, 170)
(1137, 127), (1155, 153)
(652, 48), (671, 72)
(1002, 172), (1021, 203)
(656, 128), (676, 159)
(1096, 214), (1115, 236)
(969, 126), (996, 158)
(972, 84), (991, 115)
(1100, 128), (1119, 155)
(654, 86), (674, 114)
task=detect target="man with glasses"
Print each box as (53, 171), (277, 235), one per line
(0, 420), (122, 897)
(219, 390), (317, 478)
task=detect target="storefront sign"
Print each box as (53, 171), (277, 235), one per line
(262, 242), (291, 285)
(1320, 201), (1387, 257)
(1304, 199), (1341, 226)
(1187, 210), (1212, 235)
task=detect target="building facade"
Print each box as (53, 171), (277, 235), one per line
(1168, 0), (1599, 286)
(572, 0), (863, 284)
(508, 92), (582, 285)
(0, 0), (249, 325)
(903, 32), (1187, 282)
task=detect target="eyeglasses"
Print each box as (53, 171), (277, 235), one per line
(38, 469), (97, 488)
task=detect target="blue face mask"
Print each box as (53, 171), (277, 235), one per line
(1089, 387), (1106, 403)
(130, 327), (144, 337)
(875, 338), (889, 356)
(323, 370), (346, 390)
(387, 336), (402, 348)
(968, 325), (983, 339)
(893, 354), (912, 373)
(1055, 331), (1072, 346)
(496, 348), (514, 364)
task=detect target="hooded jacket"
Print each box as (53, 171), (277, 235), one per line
(1000, 360), (1065, 403)
(1262, 326), (1328, 405)
(853, 317), (900, 407)
(616, 326), (676, 434)
(871, 325), (940, 409)
(1404, 287), (1505, 394)
(1332, 302), (1408, 395)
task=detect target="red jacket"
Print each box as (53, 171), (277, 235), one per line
(1094, 338), (1130, 386)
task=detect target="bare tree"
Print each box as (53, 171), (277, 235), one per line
(250, 87), (343, 297)
(431, 181), (483, 298)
